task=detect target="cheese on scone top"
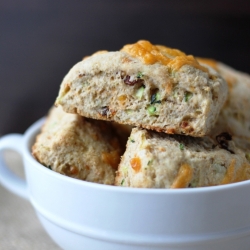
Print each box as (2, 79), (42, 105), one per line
(55, 40), (228, 137)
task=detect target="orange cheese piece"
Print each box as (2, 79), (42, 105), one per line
(121, 40), (208, 72)
(221, 159), (250, 185)
(130, 157), (141, 173)
(171, 163), (193, 188)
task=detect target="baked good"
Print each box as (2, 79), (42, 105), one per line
(55, 40), (228, 137)
(115, 127), (250, 188)
(198, 59), (250, 156)
(32, 106), (122, 185)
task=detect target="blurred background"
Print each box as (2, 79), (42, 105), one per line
(0, 0), (250, 135)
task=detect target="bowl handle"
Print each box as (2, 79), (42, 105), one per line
(0, 134), (28, 200)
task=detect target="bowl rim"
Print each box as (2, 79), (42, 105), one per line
(23, 117), (250, 195)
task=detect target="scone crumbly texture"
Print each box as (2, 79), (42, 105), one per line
(198, 58), (250, 156)
(115, 128), (250, 188)
(32, 106), (122, 185)
(55, 40), (228, 137)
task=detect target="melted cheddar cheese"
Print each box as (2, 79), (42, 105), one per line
(171, 163), (193, 188)
(121, 40), (208, 72)
(221, 159), (250, 185)
(130, 157), (141, 173)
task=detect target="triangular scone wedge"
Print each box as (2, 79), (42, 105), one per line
(115, 128), (250, 188)
(198, 59), (250, 154)
(55, 40), (228, 137)
(32, 106), (122, 185)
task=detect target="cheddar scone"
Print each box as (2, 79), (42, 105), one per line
(115, 128), (250, 188)
(55, 40), (228, 137)
(32, 106), (122, 185)
(198, 59), (250, 154)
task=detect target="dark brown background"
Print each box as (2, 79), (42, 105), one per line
(1, 0), (250, 135)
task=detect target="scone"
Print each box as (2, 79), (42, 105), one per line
(198, 59), (250, 153)
(115, 128), (250, 188)
(55, 40), (228, 137)
(32, 106), (122, 185)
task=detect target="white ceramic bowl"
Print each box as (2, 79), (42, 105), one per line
(1, 118), (250, 250)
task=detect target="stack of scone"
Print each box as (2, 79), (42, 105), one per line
(32, 40), (250, 188)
